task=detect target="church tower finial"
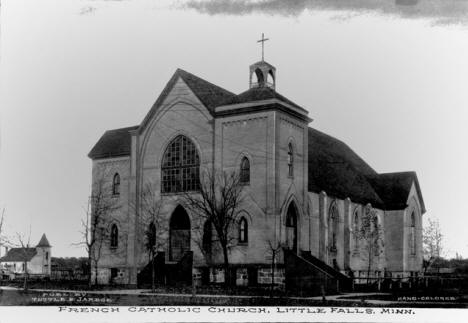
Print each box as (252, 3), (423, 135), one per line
(250, 33), (276, 90)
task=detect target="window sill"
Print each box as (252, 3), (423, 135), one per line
(160, 190), (200, 196)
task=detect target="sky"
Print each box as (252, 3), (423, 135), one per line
(0, 0), (467, 258)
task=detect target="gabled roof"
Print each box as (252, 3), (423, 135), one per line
(88, 125), (139, 159)
(91, 68), (308, 159)
(308, 127), (383, 207)
(36, 234), (51, 248)
(0, 248), (37, 262)
(368, 172), (426, 213)
(232, 86), (306, 112)
(139, 68), (237, 130)
(308, 127), (426, 212)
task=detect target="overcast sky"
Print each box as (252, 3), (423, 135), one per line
(1, 0), (467, 258)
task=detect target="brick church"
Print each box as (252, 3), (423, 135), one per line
(88, 58), (425, 290)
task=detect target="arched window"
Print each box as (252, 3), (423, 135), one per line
(112, 173), (120, 196)
(353, 210), (359, 251)
(147, 222), (156, 249)
(410, 212), (416, 255)
(287, 143), (294, 177)
(286, 203), (298, 252)
(161, 135), (200, 193)
(238, 217), (248, 243)
(240, 157), (250, 184)
(110, 224), (118, 248)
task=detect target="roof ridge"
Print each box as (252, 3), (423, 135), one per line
(176, 68), (237, 97)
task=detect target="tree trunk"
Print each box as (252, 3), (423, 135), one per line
(151, 251), (156, 293)
(366, 245), (372, 286)
(94, 260), (99, 287)
(23, 262), (28, 291)
(270, 251), (275, 297)
(222, 244), (230, 288)
(88, 254), (93, 289)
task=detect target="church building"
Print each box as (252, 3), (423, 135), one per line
(88, 57), (425, 289)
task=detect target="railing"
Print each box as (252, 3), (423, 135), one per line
(250, 82), (274, 88)
(351, 275), (468, 292)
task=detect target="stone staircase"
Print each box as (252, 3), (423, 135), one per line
(284, 249), (352, 295)
(137, 251), (193, 287)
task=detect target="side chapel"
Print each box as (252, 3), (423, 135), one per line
(88, 54), (425, 289)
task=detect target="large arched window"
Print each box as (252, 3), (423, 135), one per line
(161, 135), (200, 193)
(110, 224), (118, 248)
(287, 143), (294, 177)
(238, 217), (248, 244)
(240, 157), (250, 184)
(112, 173), (120, 196)
(410, 212), (416, 255)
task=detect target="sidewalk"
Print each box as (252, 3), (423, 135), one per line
(0, 286), (393, 304)
(1, 286), (465, 306)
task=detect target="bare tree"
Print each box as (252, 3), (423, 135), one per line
(0, 208), (5, 248)
(75, 169), (120, 287)
(265, 240), (282, 296)
(135, 182), (165, 292)
(422, 217), (444, 274)
(11, 226), (32, 291)
(353, 205), (383, 285)
(183, 169), (244, 287)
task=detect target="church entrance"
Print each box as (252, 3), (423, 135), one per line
(169, 205), (191, 262)
(285, 203), (298, 253)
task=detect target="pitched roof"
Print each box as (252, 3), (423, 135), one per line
(0, 248), (37, 262)
(308, 127), (383, 207)
(139, 69), (237, 130)
(368, 172), (426, 213)
(177, 69), (237, 110)
(36, 234), (51, 248)
(92, 69), (307, 159)
(88, 125), (139, 159)
(232, 86), (306, 111)
(308, 127), (425, 212)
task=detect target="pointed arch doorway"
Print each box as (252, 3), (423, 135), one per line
(169, 205), (191, 261)
(285, 202), (298, 253)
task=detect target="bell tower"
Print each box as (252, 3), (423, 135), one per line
(249, 61), (276, 90)
(249, 33), (276, 90)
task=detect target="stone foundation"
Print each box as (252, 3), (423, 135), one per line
(258, 267), (285, 288)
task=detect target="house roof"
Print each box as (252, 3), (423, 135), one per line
(308, 127), (426, 212)
(88, 125), (139, 159)
(232, 86), (306, 112)
(36, 234), (51, 248)
(0, 248), (37, 262)
(368, 172), (426, 213)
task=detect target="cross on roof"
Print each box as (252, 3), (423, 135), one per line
(257, 33), (269, 62)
